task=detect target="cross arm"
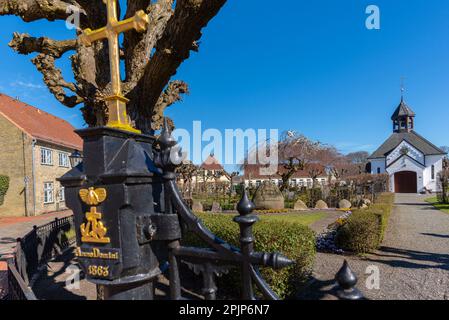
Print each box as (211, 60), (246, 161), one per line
(79, 27), (108, 47)
(113, 10), (149, 34)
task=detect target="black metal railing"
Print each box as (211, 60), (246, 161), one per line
(5, 216), (75, 300)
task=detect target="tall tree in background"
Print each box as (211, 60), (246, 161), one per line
(1, 0), (226, 133)
(346, 151), (370, 174)
(277, 131), (322, 192)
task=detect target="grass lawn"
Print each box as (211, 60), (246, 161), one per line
(254, 212), (327, 226)
(425, 197), (449, 214)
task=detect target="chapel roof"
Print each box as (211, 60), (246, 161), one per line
(200, 154), (225, 171)
(368, 130), (445, 159)
(391, 98), (416, 120)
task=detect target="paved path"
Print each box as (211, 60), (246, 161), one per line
(0, 211), (72, 256)
(0, 211), (72, 299)
(301, 194), (449, 300)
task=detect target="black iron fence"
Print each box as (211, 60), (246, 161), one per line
(4, 216), (75, 300)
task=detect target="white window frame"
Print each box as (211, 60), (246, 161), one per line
(58, 152), (69, 167)
(41, 148), (53, 165)
(44, 182), (54, 204)
(58, 186), (65, 202)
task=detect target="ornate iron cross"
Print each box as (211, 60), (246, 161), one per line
(79, 0), (149, 133)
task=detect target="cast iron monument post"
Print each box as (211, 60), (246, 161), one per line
(59, 0), (172, 300)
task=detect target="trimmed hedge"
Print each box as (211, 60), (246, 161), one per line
(182, 213), (316, 299)
(0, 175), (10, 206)
(335, 193), (394, 254)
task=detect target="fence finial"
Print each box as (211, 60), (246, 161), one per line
(335, 260), (364, 300)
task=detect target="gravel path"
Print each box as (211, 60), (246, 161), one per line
(301, 194), (449, 300)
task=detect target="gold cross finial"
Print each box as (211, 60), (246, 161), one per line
(79, 0), (149, 133)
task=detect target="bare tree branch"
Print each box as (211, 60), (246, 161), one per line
(9, 32), (76, 57)
(33, 53), (83, 107)
(8, 32), (82, 108)
(152, 80), (189, 130)
(0, 0), (78, 22)
(123, 0), (174, 94)
(131, 0), (226, 131)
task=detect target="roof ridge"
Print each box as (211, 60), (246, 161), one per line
(2, 93), (73, 125)
(0, 92), (83, 150)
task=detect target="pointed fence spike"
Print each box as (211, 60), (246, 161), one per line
(237, 186), (255, 216)
(335, 260), (365, 300)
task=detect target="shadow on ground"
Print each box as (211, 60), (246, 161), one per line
(364, 246), (449, 271)
(32, 249), (89, 300)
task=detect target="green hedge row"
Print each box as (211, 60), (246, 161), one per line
(182, 213), (316, 299)
(0, 175), (10, 206)
(335, 193), (394, 254)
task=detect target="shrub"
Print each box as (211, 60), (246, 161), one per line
(0, 175), (10, 206)
(335, 193), (394, 254)
(182, 213), (316, 299)
(335, 211), (381, 253)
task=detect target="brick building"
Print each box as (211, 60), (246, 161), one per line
(0, 93), (82, 217)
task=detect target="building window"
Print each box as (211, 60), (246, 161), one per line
(431, 165), (435, 180)
(58, 152), (69, 167)
(41, 148), (53, 165)
(58, 186), (65, 202)
(377, 167), (381, 174)
(44, 182), (54, 204)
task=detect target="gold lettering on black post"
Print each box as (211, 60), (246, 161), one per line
(80, 207), (110, 244)
(79, 187), (110, 244)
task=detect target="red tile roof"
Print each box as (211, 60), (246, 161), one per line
(0, 93), (83, 150)
(244, 163), (327, 179)
(200, 155), (225, 171)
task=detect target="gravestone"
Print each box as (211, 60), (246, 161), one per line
(253, 181), (285, 210)
(338, 199), (352, 209)
(315, 200), (329, 209)
(211, 202), (222, 212)
(293, 199), (308, 211)
(192, 200), (204, 212)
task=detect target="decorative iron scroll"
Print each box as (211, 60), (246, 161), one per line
(154, 120), (293, 300)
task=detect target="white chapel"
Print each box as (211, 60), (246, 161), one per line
(368, 98), (446, 193)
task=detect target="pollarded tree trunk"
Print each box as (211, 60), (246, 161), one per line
(1, 0), (227, 134)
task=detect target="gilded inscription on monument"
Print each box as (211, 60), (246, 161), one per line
(75, 247), (119, 260)
(80, 207), (111, 244)
(79, 187), (110, 244)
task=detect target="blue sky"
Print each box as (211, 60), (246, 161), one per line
(0, 1), (448, 168)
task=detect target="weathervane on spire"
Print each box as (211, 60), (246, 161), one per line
(400, 76), (406, 100)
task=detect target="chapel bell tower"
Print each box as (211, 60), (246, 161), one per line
(391, 97), (415, 133)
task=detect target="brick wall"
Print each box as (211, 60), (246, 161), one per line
(33, 141), (74, 215)
(0, 115), (32, 217)
(0, 114), (76, 217)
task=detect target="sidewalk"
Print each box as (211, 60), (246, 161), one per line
(0, 210), (73, 256)
(0, 210), (73, 299)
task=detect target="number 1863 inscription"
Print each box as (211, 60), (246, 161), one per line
(88, 265), (110, 277)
